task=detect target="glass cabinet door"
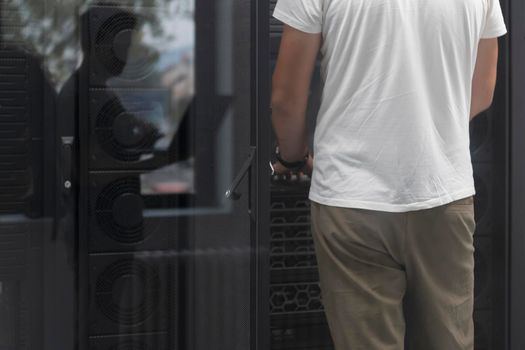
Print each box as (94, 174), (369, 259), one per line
(0, 0), (254, 349)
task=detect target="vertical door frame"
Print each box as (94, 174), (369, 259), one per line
(509, 0), (525, 347)
(253, 0), (271, 348)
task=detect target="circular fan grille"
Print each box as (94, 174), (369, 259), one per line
(95, 177), (147, 243)
(95, 12), (157, 80)
(95, 97), (161, 161)
(95, 259), (161, 325)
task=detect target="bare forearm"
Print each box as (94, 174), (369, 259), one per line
(270, 25), (320, 161)
(469, 93), (490, 121)
(469, 39), (498, 121)
(271, 102), (309, 160)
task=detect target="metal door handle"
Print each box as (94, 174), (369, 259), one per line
(225, 146), (256, 200)
(61, 136), (74, 195)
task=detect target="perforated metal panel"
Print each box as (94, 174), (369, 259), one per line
(269, 187), (333, 350)
(81, 4), (189, 349)
(88, 254), (176, 336)
(88, 6), (160, 87)
(0, 221), (44, 350)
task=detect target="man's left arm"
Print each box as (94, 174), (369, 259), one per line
(271, 24), (321, 173)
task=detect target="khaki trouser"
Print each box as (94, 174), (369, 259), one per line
(310, 196), (476, 350)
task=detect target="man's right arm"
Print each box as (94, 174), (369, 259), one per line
(470, 38), (500, 121)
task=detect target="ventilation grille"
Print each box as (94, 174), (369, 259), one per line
(95, 96), (161, 162)
(270, 282), (323, 315)
(95, 177), (146, 244)
(95, 259), (161, 325)
(270, 194), (317, 271)
(0, 3), (30, 53)
(93, 11), (157, 81)
(0, 59), (33, 209)
(0, 59), (29, 94)
(271, 313), (333, 350)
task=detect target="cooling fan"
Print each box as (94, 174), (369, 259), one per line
(95, 96), (163, 162)
(93, 10), (158, 82)
(94, 259), (161, 325)
(95, 177), (147, 244)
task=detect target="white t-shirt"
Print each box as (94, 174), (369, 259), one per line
(273, 0), (507, 212)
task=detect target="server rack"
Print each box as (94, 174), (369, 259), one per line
(0, 2), (70, 349)
(78, 1), (254, 350)
(265, 1), (333, 349)
(77, 4), (185, 349)
(261, 0), (511, 349)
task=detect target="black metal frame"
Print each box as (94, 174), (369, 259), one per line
(77, 8), (90, 350)
(480, 1), (512, 350)
(509, 0), (525, 347)
(254, 0), (271, 348)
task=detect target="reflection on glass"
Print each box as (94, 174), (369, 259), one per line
(0, 0), (194, 91)
(1, 0), (237, 209)
(0, 0), (249, 349)
(85, 1), (196, 198)
(141, 159), (194, 194)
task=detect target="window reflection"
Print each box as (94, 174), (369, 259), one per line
(2, 0), (238, 213)
(0, 0), (247, 348)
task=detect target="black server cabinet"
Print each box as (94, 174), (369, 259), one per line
(78, 1), (254, 350)
(77, 3), (188, 349)
(0, 0), (254, 349)
(261, 1), (511, 350)
(0, 3), (74, 349)
(266, 1), (333, 349)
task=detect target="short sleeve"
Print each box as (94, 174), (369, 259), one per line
(272, 0), (323, 34)
(481, 0), (507, 38)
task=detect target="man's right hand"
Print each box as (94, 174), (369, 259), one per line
(272, 154), (313, 178)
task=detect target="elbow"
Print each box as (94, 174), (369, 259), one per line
(477, 84), (496, 112)
(481, 90), (496, 112)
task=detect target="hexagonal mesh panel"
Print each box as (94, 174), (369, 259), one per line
(270, 282), (324, 315)
(270, 193), (317, 272)
(271, 237), (315, 255)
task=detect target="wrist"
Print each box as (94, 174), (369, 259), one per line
(275, 145), (309, 171)
(275, 143), (309, 161)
